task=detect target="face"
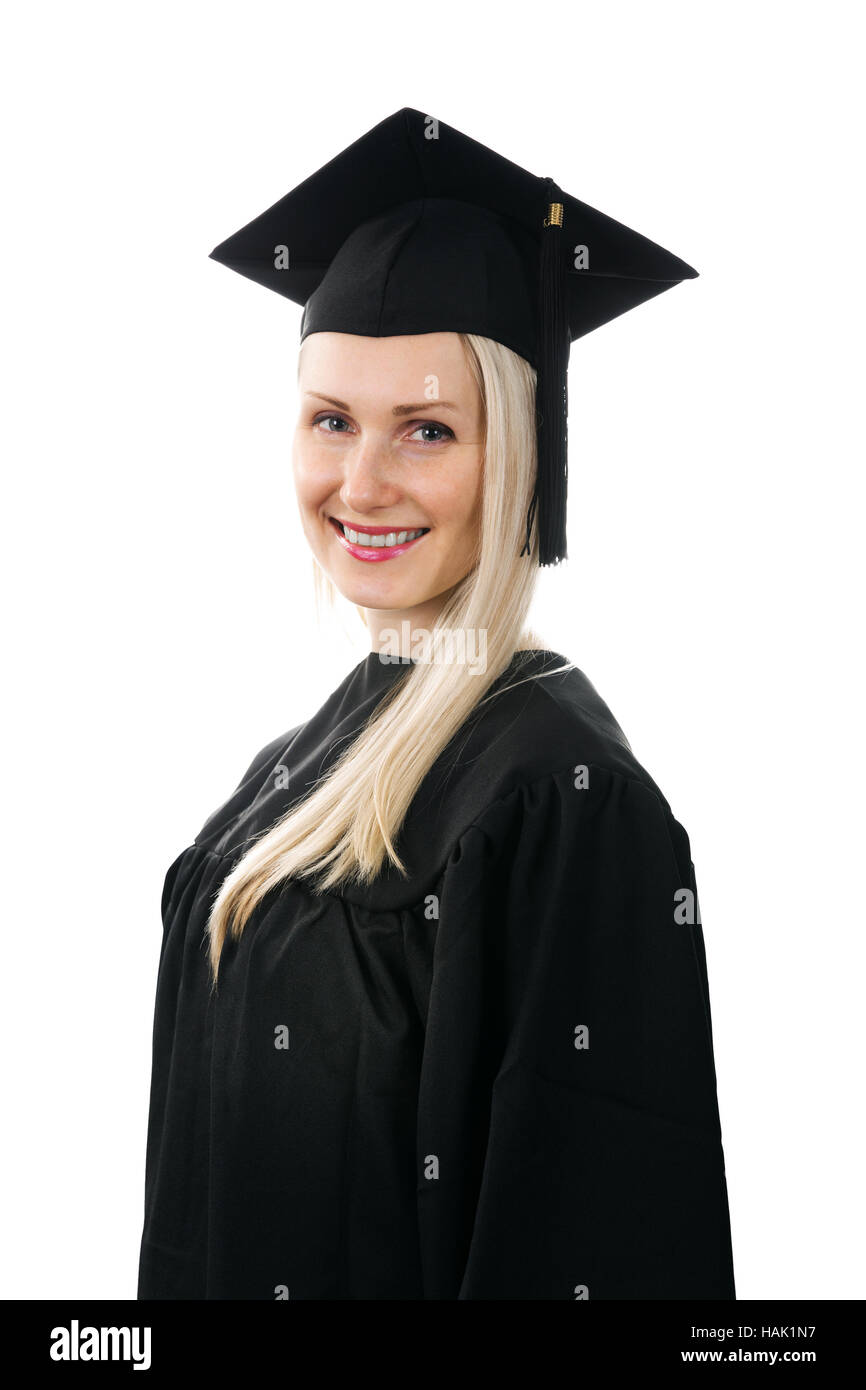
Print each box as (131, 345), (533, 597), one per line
(293, 332), (485, 640)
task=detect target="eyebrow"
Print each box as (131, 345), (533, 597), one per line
(304, 391), (460, 416)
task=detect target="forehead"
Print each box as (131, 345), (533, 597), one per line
(299, 331), (476, 403)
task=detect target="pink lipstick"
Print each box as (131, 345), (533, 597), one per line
(329, 516), (430, 563)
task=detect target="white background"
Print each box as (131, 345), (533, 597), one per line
(1, 0), (862, 1300)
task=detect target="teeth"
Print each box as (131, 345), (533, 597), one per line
(341, 524), (426, 547)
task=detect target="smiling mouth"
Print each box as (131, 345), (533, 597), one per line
(328, 515), (431, 559)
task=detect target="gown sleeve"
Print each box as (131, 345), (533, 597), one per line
(444, 763), (736, 1301)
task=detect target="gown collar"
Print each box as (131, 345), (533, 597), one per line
(360, 645), (569, 686)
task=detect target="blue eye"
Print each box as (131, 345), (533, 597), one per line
(408, 422), (455, 444)
(313, 414), (351, 433)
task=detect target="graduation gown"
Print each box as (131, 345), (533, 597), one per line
(137, 649), (735, 1300)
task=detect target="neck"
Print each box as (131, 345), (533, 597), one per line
(361, 596), (454, 658)
(360, 604), (548, 666)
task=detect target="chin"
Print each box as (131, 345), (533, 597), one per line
(334, 577), (427, 610)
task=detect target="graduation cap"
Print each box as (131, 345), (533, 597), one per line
(210, 108), (697, 566)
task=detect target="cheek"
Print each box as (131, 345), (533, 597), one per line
(427, 451), (483, 528)
(292, 435), (331, 503)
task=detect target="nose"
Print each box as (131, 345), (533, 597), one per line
(338, 435), (403, 515)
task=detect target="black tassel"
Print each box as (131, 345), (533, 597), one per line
(521, 176), (570, 566)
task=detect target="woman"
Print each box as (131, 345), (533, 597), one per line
(138, 108), (735, 1300)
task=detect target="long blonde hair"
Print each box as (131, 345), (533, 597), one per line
(207, 332), (570, 983)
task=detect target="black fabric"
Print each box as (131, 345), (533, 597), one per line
(209, 107), (697, 358)
(137, 650), (735, 1300)
(208, 107), (698, 566)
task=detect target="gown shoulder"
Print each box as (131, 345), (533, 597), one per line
(367, 649), (686, 910)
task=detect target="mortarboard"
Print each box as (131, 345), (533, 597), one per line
(210, 108), (697, 566)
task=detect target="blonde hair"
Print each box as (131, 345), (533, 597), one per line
(207, 332), (571, 984)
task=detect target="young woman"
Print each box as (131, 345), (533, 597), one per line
(137, 109), (735, 1300)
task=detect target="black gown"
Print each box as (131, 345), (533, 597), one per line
(137, 648), (735, 1300)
